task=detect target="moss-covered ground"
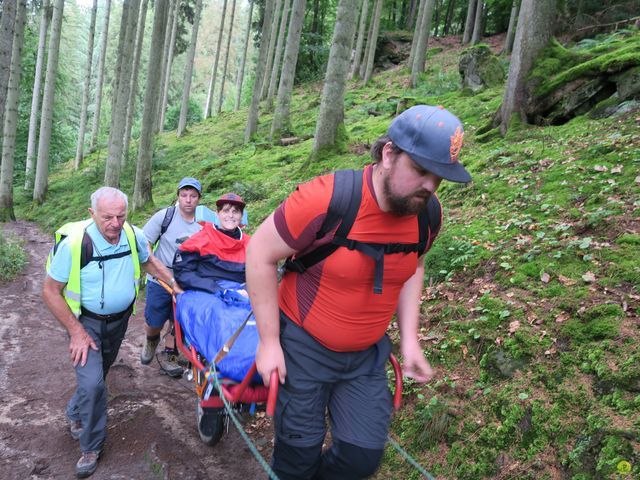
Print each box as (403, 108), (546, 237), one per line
(13, 30), (639, 479)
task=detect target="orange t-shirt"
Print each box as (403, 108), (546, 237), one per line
(274, 166), (427, 352)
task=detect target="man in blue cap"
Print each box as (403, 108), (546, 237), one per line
(246, 105), (472, 479)
(140, 177), (203, 376)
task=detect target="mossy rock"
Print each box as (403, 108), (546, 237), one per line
(459, 44), (505, 93)
(481, 349), (529, 379)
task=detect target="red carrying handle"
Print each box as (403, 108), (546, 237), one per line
(389, 353), (403, 411)
(266, 370), (279, 417)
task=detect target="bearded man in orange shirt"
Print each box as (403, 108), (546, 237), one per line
(246, 105), (472, 480)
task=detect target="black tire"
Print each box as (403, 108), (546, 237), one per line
(196, 401), (226, 447)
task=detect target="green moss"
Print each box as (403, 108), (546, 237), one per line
(562, 304), (624, 343)
(535, 36), (640, 97)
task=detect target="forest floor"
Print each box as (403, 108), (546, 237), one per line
(0, 221), (274, 480)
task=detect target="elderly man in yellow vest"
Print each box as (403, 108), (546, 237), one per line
(43, 187), (180, 478)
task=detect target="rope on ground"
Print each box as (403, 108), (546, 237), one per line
(387, 435), (437, 480)
(207, 365), (280, 480)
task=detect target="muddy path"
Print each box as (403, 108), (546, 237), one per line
(0, 221), (273, 480)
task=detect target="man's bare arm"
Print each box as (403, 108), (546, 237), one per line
(42, 276), (97, 367)
(246, 213), (296, 386)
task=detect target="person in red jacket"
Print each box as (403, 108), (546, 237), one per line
(173, 193), (250, 292)
(246, 105), (472, 479)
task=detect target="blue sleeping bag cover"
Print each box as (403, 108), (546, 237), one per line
(176, 282), (261, 383)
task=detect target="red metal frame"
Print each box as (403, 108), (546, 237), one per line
(165, 281), (402, 416)
(171, 298), (278, 414)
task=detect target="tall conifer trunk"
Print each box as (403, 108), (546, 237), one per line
(74, 0), (98, 170)
(0, 0), (27, 221)
(89, 0), (111, 153)
(311, 0), (359, 157)
(24, 0), (51, 190)
(270, 0), (306, 139)
(363, 0), (383, 83)
(177, 0), (204, 137)
(133, 0), (169, 210)
(497, 0), (556, 134)
(104, 0), (140, 187)
(122, 0), (150, 165)
(204, 0), (229, 118)
(216, 0), (237, 114)
(33, 0), (64, 204)
(235, 0), (255, 111)
(244, 0), (274, 142)
(159, 0), (179, 131)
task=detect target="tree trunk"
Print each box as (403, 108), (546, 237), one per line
(74, 0), (98, 170)
(406, 0), (416, 30)
(350, 0), (369, 79)
(498, 0), (556, 134)
(311, 0), (359, 156)
(177, 0), (204, 137)
(504, 0), (519, 55)
(0, 0), (18, 141)
(261, 0), (283, 100)
(408, 0), (427, 69)
(156, 0), (175, 131)
(159, 0), (179, 131)
(0, 0), (27, 221)
(216, 0), (237, 114)
(462, 0), (476, 44)
(410, 0), (435, 87)
(244, 0), (274, 142)
(108, 1), (131, 134)
(104, 0), (140, 187)
(122, 0), (150, 166)
(266, 0), (292, 106)
(33, 0), (64, 204)
(235, 0), (254, 111)
(359, 0), (375, 78)
(433, 0), (441, 37)
(133, 0), (169, 210)
(443, 0), (455, 35)
(88, 0), (111, 153)
(470, 0), (483, 44)
(270, 0), (306, 139)
(363, 0), (383, 84)
(24, 0), (51, 191)
(204, 0), (228, 118)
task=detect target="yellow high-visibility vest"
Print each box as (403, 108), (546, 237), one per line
(46, 220), (140, 317)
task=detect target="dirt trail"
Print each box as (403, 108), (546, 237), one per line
(0, 221), (273, 479)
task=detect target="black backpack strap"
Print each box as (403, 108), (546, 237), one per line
(284, 169), (361, 273)
(419, 195), (441, 256)
(80, 231), (94, 270)
(80, 229), (133, 268)
(160, 205), (176, 236)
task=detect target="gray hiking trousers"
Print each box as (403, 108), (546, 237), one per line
(65, 313), (129, 453)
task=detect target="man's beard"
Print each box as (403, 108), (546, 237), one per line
(383, 175), (431, 216)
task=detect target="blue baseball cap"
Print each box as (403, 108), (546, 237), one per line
(177, 177), (202, 194)
(387, 105), (472, 183)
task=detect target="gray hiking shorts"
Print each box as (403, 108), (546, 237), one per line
(275, 312), (393, 450)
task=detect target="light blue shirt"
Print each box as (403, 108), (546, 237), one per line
(48, 222), (150, 314)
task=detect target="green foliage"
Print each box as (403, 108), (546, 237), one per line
(10, 26), (640, 480)
(163, 98), (204, 132)
(0, 230), (28, 283)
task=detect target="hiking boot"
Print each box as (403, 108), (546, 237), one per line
(76, 450), (100, 478)
(68, 417), (82, 440)
(140, 336), (160, 365)
(158, 350), (183, 378)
